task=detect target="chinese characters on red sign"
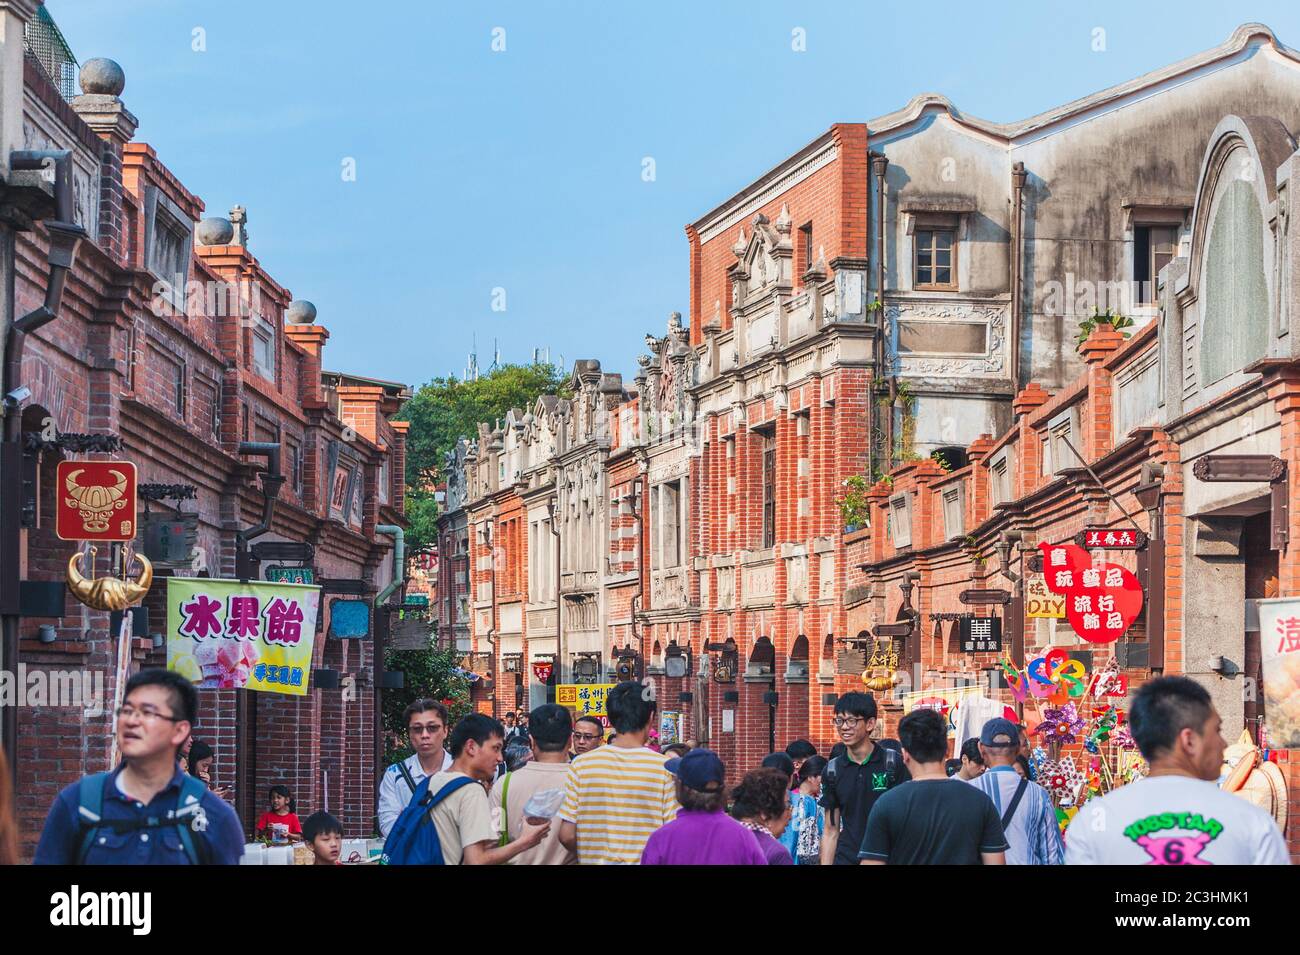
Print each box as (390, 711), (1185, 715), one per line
(1039, 542), (1144, 644)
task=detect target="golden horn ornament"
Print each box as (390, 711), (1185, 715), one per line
(66, 548), (153, 611)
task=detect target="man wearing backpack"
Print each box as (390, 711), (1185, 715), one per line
(489, 704), (576, 864)
(378, 699), (454, 839)
(967, 718), (1062, 864)
(386, 713), (549, 865)
(34, 668), (244, 865)
(818, 692), (910, 866)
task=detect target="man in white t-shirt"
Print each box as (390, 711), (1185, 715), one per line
(1066, 676), (1289, 866)
(377, 699), (454, 838)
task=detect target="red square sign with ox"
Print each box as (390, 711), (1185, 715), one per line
(55, 460), (138, 542)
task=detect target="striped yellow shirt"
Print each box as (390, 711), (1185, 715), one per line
(559, 745), (680, 864)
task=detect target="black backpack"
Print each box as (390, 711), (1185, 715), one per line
(824, 744), (904, 797)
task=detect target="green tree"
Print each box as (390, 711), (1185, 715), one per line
(382, 644), (476, 766)
(395, 362), (571, 554)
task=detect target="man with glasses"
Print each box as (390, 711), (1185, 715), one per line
(378, 699), (454, 838)
(819, 692), (909, 866)
(34, 668), (244, 864)
(571, 714), (604, 759)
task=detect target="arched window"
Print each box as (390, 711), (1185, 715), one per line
(1201, 171), (1269, 385)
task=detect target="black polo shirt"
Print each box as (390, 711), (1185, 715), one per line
(819, 743), (910, 865)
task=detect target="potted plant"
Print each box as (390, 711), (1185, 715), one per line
(838, 475), (871, 533)
(1075, 308), (1135, 348)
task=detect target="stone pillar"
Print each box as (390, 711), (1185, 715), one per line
(0, 1), (39, 179)
(71, 58), (138, 262)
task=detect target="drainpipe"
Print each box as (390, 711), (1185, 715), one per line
(547, 494), (562, 685)
(373, 524), (405, 607)
(234, 441), (284, 581)
(1, 150), (86, 785)
(373, 523), (403, 801)
(1010, 162), (1027, 392)
(870, 151), (890, 474)
(629, 449), (649, 650)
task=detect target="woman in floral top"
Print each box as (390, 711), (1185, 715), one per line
(781, 756), (827, 864)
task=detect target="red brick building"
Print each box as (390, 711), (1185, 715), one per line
(2, 7), (408, 856)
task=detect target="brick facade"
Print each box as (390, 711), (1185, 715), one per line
(4, 31), (407, 857)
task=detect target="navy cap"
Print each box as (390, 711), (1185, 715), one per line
(665, 747), (726, 793)
(980, 717), (1021, 748)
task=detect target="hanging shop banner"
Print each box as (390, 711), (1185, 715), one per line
(532, 661), (554, 684)
(1259, 598), (1300, 747)
(56, 460), (138, 541)
(1076, 527), (1147, 550)
(166, 578), (320, 696)
(1038, 542), (1142, 644)
(1026, 575), (1065, 619)
(556, 683), (614, 723)
(959, 616), (1002, 653)
(265, 565), (315, 585)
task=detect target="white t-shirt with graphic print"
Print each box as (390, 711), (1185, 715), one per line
(1065, 774), (1289, 865)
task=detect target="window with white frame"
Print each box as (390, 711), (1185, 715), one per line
(988, 447), (1013, 507)
(653, 480), (683, 569)
(145, 189), (193, 313)
(251, 316), (276, 382)
(941, 485), (964, 540)
(887, 492), (913, 549)
(1045, 407), (1082, 476)
(378, 458), (389, 505)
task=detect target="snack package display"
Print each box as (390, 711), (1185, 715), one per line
(522, 787), (565, 821)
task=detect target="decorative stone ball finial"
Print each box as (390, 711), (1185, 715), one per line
(79, 58), (126, 97)
(195, 217), (234, 247)
(286, 300), (317, 325)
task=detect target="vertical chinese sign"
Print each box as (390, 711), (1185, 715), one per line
(166, 578), (320, 696)
(1258, 598), (1300, 747)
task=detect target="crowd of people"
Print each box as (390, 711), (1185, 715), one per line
(6, 666), (1292, 865)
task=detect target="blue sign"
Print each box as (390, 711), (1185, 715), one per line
(328, 598), (371, 639)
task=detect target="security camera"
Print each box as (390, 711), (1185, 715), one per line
(3, 385), (31, 408)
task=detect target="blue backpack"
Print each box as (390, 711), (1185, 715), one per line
(380, 774), (480, 865)
(76, 771), (210, 865)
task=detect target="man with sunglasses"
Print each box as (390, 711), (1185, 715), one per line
(818, 692), (909, 866)
(570, 714), (604, 759)
(378, 699), (455, 838)
(34, 668), (244, 864)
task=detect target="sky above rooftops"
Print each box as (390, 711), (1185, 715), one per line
(47, 0), (1300, 390)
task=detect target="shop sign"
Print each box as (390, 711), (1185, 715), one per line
(1039, 542), (1142, 644)
(1026, 575), (1065, 618)
(959, 616), (1002, 653)
(266, 565), (315, 585)
(1259, 598), (1300, 747)
(1075, 527), (1146, 550)
(166, 577), (320, 696)
(56, 460), (137, 541)
(556, 683), (614, 721)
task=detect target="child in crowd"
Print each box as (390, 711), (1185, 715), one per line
(255, 785), (302, 843)
(302, 811), (343, 865)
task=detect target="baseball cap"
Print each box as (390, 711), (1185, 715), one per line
(980, 717), (1021, 748)
(665, 747), (726, 793)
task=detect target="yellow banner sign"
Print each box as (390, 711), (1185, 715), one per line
(1026, 575), (1065, 618)
(167, 578), (321, 696)
(556, 683), (615, 722)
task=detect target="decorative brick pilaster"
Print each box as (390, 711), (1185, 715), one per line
(1080, 327), (1123, 461)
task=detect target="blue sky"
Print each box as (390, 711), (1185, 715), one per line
(48, 1), (1300, 390)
